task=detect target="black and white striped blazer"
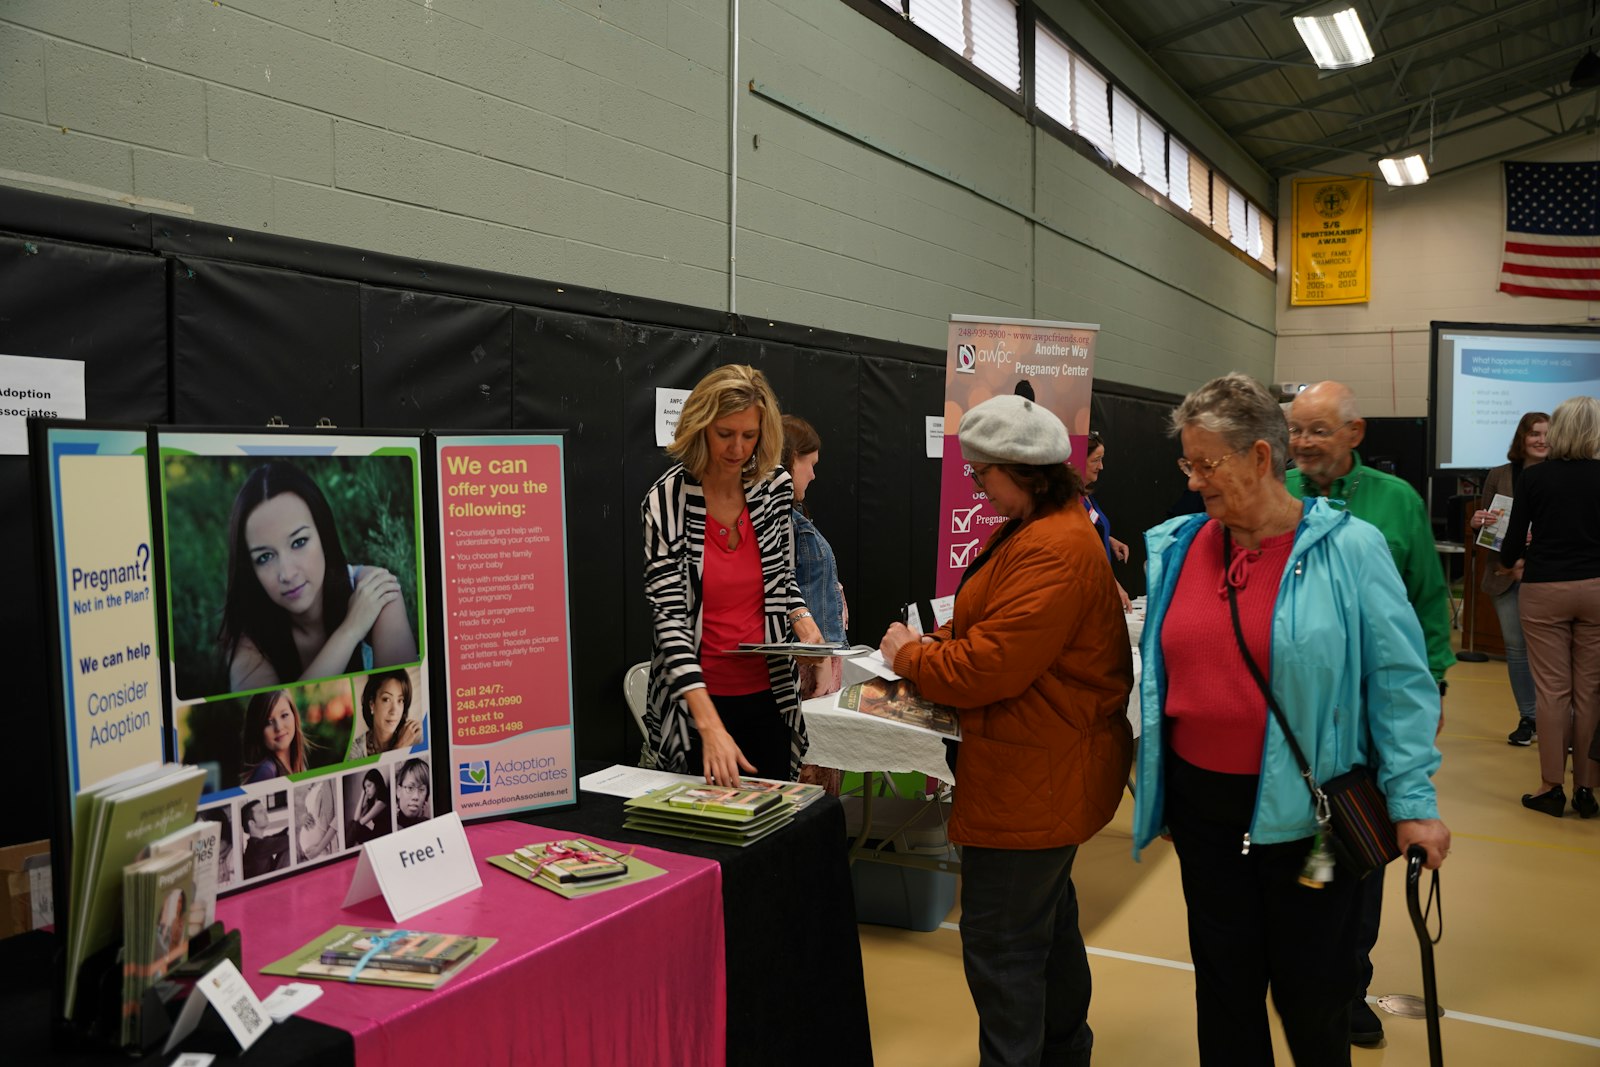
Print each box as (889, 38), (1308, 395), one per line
(640, 462), (809, 777)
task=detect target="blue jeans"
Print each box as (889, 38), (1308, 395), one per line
(960, 843), (1092, 1067)
(1492, 583), (1538, 721)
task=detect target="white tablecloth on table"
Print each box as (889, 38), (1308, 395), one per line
(802, 650), (1143, 780)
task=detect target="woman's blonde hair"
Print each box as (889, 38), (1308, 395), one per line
(1545, 395), (1600, 460)
(668, 365), (784, 481)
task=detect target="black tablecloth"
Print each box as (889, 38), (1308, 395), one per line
(1, 929), (353, 1066)
(527, 768), (875, 1067)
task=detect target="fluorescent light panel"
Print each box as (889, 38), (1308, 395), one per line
(1293, 7), (1375, 70)
(1379, 154), (1429, 186)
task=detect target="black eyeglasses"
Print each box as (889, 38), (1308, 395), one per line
(1287, 421), (1352, 441)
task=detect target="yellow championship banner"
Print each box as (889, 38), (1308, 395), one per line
(1291, 175), (1371, 305)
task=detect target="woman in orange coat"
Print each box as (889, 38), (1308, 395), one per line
(879, 394), (1134, 1067)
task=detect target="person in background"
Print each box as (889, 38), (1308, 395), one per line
(241, 799), (289, 879)
(1137, 373), (1448, 1066)
(358, 669), (423, 756)
(641, 365), (824, 785)
(295, 776), (338, 862)
(347, 768), (391, 846)
(1469, 411), (1549, 746)
(878, 395), (1133, 1067)
(1285, 379), (1453, 1049)
(1499, 395), (1600, 820)
(1082, 431), (1132, 612)
(782, 414), (847, 694)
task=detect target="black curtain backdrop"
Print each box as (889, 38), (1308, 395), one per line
(0, 187), (1182, 848)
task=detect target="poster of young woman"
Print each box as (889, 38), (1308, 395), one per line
(935, 316), (1099, 597)
(35, 424), (166, 802)
(434, 434), (577, 819)
(156, 430), (436, 890)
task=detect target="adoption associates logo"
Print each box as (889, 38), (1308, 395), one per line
(459, 760), (491, 794)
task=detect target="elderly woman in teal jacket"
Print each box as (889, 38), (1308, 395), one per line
(1132, 373), (1448, 1067)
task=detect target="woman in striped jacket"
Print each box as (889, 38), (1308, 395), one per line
(641, 365), (824, 784)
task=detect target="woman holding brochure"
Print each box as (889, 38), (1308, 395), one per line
(1499, 395), (1600, 819)
(641, 365), (824, 786)
(1470, 411), (1548, 746)
(877, 394), (1134, 1067)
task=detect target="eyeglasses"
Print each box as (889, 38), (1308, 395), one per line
(969, 463), (993, 487)
(1287, 421), (1351, 441)
(1177, 451), (1238, 479)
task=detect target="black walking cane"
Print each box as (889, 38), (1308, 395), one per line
(1406, 844), (1445, 1066)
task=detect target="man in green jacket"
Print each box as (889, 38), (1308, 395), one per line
(1286, 379), (1454, 1049)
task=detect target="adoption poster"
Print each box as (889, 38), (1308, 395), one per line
(435, 434), (577, 819)
(935, 316), (1098, 597)
(40, 426), (165, 802)
(1290, 175), (1371, 305)
(156, 431), (437, 891)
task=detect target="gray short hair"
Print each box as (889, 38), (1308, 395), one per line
(1169, 373), (1289, 478)
(1546, 395), (1600, 460)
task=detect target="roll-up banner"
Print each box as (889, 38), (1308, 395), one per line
(934, 316), (1099, 598)
(435, 433), (577, 820)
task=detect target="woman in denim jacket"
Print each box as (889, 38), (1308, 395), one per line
(782, 416), (847, 698)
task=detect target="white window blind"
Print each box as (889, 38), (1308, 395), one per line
(1111, 89), (1139, 174)
(1033, 25), (1073, 127)
(910, 1), (1020, 92)
(1228, 187), (1248, 250)
(1072, 59), (1111, 157)
(1138, 112), (1167, 197)
(1167, 139), (1192, 211)
(970, 0), (1021, 91)
(1245, 204), (1264, 259)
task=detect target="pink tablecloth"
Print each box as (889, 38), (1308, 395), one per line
(216, 819), (725, 1067)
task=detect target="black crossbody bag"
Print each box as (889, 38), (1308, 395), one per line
(1222, 528), (1401, 880)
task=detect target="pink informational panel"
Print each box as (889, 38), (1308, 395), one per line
(217, 819), (725, 1067)
(435, 435), (577, 819)
(934, 316), (1099, 597)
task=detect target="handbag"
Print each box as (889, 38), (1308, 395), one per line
(1222, 528), (1401, 880)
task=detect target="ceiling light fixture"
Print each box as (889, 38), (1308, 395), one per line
(1378, 154), (1429, 186)
(1293, 4), (1376, 71)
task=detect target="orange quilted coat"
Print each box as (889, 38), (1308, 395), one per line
(895, 504), (1134, 849)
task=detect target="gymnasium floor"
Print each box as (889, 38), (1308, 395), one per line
(855, 653), (1600, 1066)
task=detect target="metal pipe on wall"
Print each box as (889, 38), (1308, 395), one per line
(728, 0), (740, 315)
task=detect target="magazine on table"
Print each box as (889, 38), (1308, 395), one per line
(487, 838), (667, 898)
(262, 926), (495, 989)
(836, 678), (962, 740)
(724, 642), (876, 658)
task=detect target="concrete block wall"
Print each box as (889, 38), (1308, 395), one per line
(0, 0), (1276, 388)
(1275, 128), (1600, 419)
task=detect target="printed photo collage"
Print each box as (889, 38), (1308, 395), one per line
(159, 434), (435, 891)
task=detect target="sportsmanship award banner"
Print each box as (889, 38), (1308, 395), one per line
(935, 316), (1098, 597)
(436, 434), (576, 819)
(40, 425), (166, 802)
(1291, 175), (1371, 305)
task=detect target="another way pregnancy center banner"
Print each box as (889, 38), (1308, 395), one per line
(436, 434), (577, 819)
(934, 316), (1098, 598)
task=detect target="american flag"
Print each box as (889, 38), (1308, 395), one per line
(1499, 161), (1600, 300)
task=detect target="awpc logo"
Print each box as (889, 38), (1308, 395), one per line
(459, 760), (491, 794)
(956, 343), (977, 373)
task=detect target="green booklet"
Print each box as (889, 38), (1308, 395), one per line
(317, 928), (481, 974)
(120, 847), (196, 1045)
(486, 838), (668, 899)
(623, 809), (795, 847)
(263, 926), (496, 990)
(65, 764), (205, 1019)
(626, 782), (791, 823)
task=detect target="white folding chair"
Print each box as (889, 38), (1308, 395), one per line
(623, 661), (655, 768)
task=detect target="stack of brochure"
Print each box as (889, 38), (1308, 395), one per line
(623, 782), (797, 846)
(486, 837), (669, 899)
(64, 763), (206, 1021)
(119, 845), (196, 1044)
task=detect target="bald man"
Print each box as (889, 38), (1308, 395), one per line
(1286, 380), (1453, 1049)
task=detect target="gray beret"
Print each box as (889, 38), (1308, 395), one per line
(958, 394), (1072, 466)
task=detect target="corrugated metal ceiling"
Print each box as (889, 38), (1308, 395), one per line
(1096, 0), (1599, 178)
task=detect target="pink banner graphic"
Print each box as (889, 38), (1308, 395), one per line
(935, 317), (1098, 596)
(437, 436), (576, 818)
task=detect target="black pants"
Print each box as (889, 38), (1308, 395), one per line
(1354, 864), (1384, 996)
(685, 688), (792, 781)
(959, 843), (1092, 1067)
(1166, 754), (1363, 1067)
